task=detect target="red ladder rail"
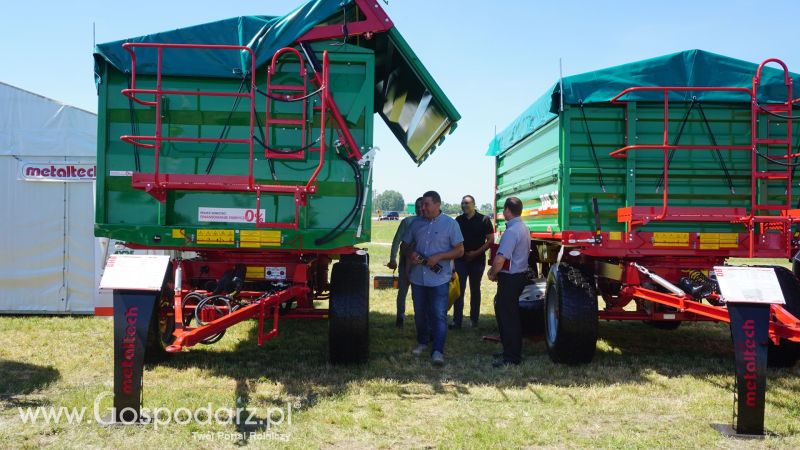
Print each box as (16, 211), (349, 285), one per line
(747, 58), (794, 218)
(265, 47), (310, 161)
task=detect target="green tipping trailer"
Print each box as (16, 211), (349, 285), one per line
(490, 50), (800, 370)
(94, 7), (458, 251)
(93, 0), (459, 422)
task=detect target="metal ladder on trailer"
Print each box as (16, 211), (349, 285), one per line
(609, 58), (800, 257)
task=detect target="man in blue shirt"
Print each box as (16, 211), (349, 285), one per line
(402, 190), (464, 366)
(487, 197), (531, 367)
(387, 197), (423, 328)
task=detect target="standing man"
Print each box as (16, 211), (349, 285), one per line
(387, 197), (424, 328)
(402, 191), (464, 366)
(451, 195), (494, 329)
(487, 197), (530, 367)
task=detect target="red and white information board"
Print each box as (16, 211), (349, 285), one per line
(198, 207), (266, 223)
(713, 266), (785, 304)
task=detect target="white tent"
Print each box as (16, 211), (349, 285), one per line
(0, 82), (98, 314)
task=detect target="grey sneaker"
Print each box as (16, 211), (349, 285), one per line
(431, 351), (444, 366)
(411, 344), (428, 356)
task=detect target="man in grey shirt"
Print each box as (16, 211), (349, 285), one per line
(487, 197), (531, 367)
(387, 197), (423, 327)
(402, 190), (464, 366)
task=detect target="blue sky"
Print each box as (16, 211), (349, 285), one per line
(2, 0), (798, 205)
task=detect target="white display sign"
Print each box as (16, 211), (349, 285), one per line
(713, 266), (786, 304)
(99, 255), (171, 292)
(198, 207), (266, 223)
(18, 161), (96, 182)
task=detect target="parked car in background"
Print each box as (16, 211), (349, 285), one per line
(379, 211), (400, 221)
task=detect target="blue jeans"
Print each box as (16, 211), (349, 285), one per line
(410, 282), (449, 354)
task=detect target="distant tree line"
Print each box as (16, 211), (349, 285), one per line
(375, 190), (405, 212)
(374, 189), (494, 216)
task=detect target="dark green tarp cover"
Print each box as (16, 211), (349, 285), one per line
(487, 49), (800, 156)
(93, 0), (460, 165)
(94, 0), (352, 78)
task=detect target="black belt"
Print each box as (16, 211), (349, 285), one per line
(498, 272), (525, 277)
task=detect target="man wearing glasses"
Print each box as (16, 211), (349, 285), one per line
(451, 195), (494, 329)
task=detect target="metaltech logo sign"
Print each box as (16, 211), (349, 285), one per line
(18, 161), (96, 182)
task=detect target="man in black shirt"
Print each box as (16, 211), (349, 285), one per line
(451, 195), (494, 329)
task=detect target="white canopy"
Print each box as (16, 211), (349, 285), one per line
(0, 82), (98, 313)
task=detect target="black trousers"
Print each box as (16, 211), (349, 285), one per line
(453, 257), (486, 325)
(494, 272), (526, 363)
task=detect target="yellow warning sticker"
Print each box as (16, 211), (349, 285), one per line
(197, 229), (235, 245)
(653, 232), (689, 247)
(608, 231), (622, 241)
(240, 230), (281, 248)
(699, 233), (739, 250)
(171, 229), (186, 239)
(246, 266), (265, 279)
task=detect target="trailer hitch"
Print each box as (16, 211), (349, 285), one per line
(631, 262), (687, 297)
(165, 285), (309, 352)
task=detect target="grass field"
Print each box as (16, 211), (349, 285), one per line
(1, 220), (799, 449)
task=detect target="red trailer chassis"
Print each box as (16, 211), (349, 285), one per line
(154, 251), (338, 353)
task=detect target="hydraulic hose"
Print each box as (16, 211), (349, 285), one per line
(315, 150), (364, 245)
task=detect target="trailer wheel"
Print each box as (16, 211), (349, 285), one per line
(329, 253), (369, 364)
(762, 266), (800, 368)
(544, 263), (598, 364)
(145, 290), (178, 363)
(519, 299), (544, 336)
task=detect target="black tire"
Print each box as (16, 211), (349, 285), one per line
(329, 253), (370, 364)
(145, 289), (177, 363)
(519, 297), (544, 335)
(544, 263), (598, 364)
(761, 266), (800, 368)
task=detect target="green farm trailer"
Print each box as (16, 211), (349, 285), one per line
(490, 50), (800, 370)
(93, 0), (458, 421)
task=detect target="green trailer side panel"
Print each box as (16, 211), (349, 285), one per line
(495, 118), (560, 233)
(96, 44), (375, 250)
(495, 101), (800, 236)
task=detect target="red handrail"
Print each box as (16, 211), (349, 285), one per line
(306, 52), (328, 193)
(608, 59), (797, 258)
(121, 42), (257, 188)
(120, 43), (344, 231)
(610, 86), (753, 222)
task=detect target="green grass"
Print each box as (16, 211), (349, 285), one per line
(1, 220), (799, 448)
